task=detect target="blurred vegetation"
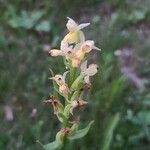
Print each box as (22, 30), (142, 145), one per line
(0, 0), (150, 149)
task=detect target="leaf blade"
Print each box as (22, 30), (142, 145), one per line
(68, 120), (94, 140)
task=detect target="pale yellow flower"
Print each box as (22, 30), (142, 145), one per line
(80, 61), (98, 83)
(63, 17), (90, 44)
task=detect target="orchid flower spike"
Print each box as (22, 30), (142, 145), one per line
(80, 61), (98, 83)
(63, 17), (90, 44)
(49, 71), (70, 97)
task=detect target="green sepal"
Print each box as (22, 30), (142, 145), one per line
(57, 102), (64, 113)
(70, 91), (78, 102)
(64, 104), (71, 118)
(69, 123), (79, 136)
(68, 120), (94, 140)
(71, 75), (84, 91)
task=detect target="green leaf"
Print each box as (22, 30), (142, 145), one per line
(44, 141), (59, 150)
(37, 140), (60, 150)
(64, 104), (71, 117)
(101, 113), (120, 150)
(68, 120), (94, 140)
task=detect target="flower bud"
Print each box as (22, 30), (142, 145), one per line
(48, 49), (64, 56)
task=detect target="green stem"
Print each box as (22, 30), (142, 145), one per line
(61, 65), (77, 149)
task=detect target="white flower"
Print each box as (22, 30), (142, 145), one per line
(80, 61), (98, 83)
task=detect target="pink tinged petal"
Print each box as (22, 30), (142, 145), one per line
(92, 45), (101, 51)
(81, 40), (101, 52)
(49, 77), (55, 80)
(82, 40), (94, 53)
(85, 64), (98, 76)
(84, 76), (90, 83)
(49, 49), (64, 56)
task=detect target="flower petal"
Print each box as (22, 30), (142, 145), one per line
(49, 49), (64, 56)
(85, 64), (98, 76)
(84, 76), (90, 83)
(92, 45), (101, 51)
(66, 17), (78, 32)
(63, 71), (69, 81)
(78, 23), (90, 30)
(60, 40), (68, 51)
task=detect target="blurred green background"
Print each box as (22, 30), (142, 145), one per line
(0, 0), (150, 149)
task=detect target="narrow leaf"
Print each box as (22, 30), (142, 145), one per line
(44, 141), (60, 150)
(37, 140), (59, 150)
(101, 113), (120, 150)
(68, 120), (94, 140)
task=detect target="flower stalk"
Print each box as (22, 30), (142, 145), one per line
(41, 17), (101, 150)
